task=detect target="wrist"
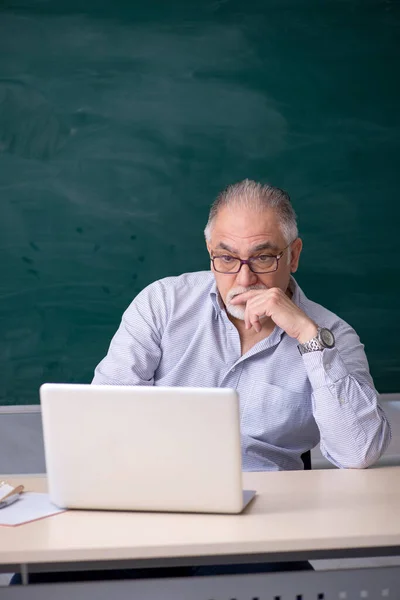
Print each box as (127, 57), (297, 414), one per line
(297, 321), (318, 344)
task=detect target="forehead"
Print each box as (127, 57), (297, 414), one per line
(210, 206), (285, 249)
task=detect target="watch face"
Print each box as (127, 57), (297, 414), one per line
(320, 328), (335, 348)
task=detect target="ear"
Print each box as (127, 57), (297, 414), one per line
(290, 238), (302, 273)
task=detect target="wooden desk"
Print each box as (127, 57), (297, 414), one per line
(2, 468), (400, 599)
(1, 467), (400, 573)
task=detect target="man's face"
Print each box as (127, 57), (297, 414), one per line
(206, 206), (302, 320)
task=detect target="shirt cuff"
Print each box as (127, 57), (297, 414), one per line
(301, 347), (349, 390)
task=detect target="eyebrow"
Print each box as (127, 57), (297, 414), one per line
(215, 241), (281, 254)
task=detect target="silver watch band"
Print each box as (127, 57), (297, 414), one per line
(297, 328), (323, 355)
(297, 326), (335, 355)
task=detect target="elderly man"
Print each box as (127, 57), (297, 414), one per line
(93, 179), (391, 471)
(10, 180), (391, 585)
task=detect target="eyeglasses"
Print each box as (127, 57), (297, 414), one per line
(210, 243), (292, 274)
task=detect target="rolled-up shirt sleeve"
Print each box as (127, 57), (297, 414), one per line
(302, 324), (391, 469)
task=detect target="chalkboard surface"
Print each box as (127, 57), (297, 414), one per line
(1, 0), (399, 404)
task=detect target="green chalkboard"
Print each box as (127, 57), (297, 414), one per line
(1, 0), (399, 405)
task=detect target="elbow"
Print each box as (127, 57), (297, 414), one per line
(340, 420), (392, 470)
(336, 453), (381, 470)
(340, 456), (378, 470)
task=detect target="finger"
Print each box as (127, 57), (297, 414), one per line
(244, 303), (255, 330)
(248, 310), (262, 332)
(244, 302), (262, 332)
(244, 308), (251, 330)
(230, 290), (263, 304)
(252, 317), (262, 333)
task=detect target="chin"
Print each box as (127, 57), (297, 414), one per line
(226, 303), (246, 320)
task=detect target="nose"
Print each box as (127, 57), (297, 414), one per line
(235, 263), (258, 287)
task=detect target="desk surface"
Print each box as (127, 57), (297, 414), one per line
(1, 468), (400, 567)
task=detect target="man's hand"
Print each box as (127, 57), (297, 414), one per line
(230, 287), (318, 342)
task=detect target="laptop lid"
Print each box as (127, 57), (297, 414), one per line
(40, 384), (249, 514)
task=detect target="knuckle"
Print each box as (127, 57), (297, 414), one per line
(270, 287), (281, 296)
(268, 291), (280, 304)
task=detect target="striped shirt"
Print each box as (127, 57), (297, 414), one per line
(93, 271), (391, 471)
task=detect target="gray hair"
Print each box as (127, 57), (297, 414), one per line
(204, 179), (298, 245)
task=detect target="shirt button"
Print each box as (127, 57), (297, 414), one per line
(339, 397), (346, 405)
(231, 367), (236, 373)
(325, 362), (331, 369)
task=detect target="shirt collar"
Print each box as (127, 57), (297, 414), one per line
(209, 280), (224, 317)
(288, 276), (301, 306)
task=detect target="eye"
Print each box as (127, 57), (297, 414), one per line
(220, 255), (236, 263)
(256, 254), (274, 262)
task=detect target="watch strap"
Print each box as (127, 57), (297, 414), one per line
(297, 327), (324, 355)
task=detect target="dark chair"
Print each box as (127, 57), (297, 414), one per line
(301, 450), (312, 470)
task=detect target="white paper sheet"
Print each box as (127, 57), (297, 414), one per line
(0, 492), (66, 526)
(0, 483), (16, 501)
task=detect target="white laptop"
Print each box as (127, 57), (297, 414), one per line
(40, 384), (256, 514)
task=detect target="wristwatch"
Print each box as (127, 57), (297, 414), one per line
(298, 327), (335, 355)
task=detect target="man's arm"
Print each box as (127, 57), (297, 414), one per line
(302, 324), (391, 468)
(92, 283), (167, 385)
(231, 286), (391, 468)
